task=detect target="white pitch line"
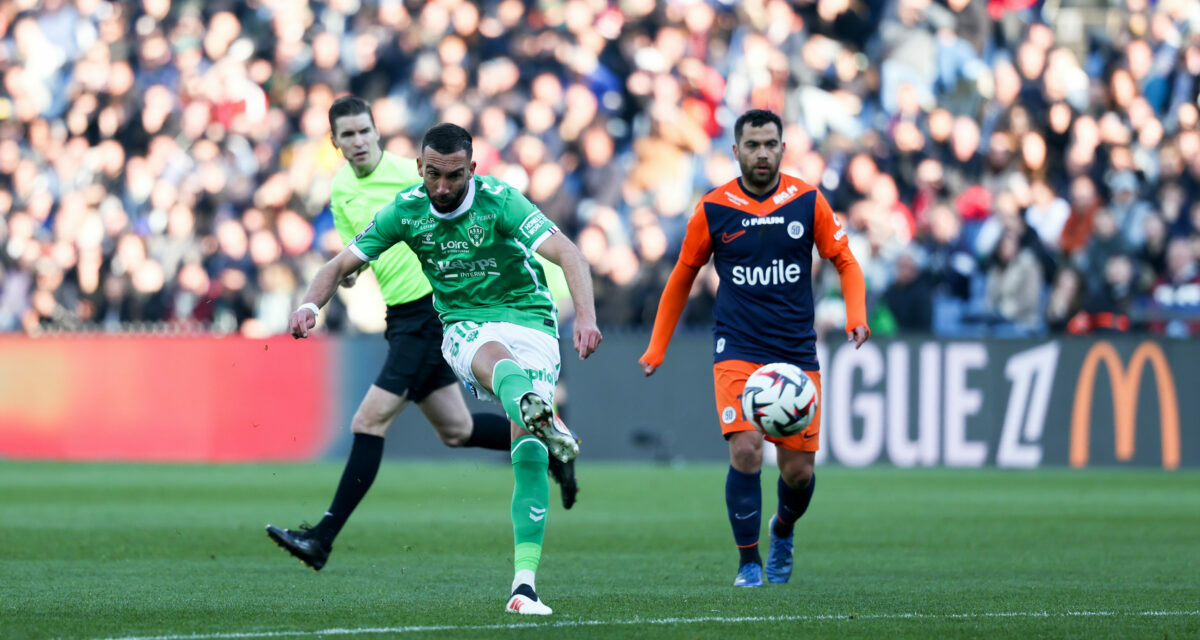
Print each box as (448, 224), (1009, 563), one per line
(86, 610), (1200, 640)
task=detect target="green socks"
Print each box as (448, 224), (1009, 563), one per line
(511, 435), (550, 578)
(493, 359), (534, 426)
(496, 361), (549, 588)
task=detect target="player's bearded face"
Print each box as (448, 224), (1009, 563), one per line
(735, 123), (785, 191)
(419, 149), (475, 212)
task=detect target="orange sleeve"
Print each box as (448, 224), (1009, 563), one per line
(678, 201), (713, 268)
(812, 191), (870, 336)
(639, 204), (711, 367)
(638, 259), (700, 368)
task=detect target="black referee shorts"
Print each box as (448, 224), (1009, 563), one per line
(374, 294), (459, 403)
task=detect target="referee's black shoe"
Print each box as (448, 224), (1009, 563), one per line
(266, 524), (331, 571)
(548, 457), (578, 510)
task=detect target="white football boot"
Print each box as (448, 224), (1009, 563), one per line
(505, 584), (553, 615)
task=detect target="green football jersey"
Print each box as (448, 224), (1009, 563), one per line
(330, 151), (429, 306)
(349, 174), (560, 337)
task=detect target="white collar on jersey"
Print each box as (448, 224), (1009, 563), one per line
(428, 176), (476, 219)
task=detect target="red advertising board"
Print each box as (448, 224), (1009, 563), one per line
(0, 335), (335, 462)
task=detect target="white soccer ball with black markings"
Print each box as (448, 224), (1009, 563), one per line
(741, 362), (818, 438)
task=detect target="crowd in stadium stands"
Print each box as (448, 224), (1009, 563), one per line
(1, 0), (1199, 339)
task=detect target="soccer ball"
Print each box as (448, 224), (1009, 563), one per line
(741, 363), (818, 438)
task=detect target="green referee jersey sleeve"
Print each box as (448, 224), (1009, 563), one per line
(330, 151), (430, 306)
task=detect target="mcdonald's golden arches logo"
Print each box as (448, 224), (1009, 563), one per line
(1069, 341), (1180, 470)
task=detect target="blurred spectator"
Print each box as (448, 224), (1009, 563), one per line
(985, 231), (1044, 328)
(1075, 209), (1130, 295)
(919, 203), (974, 300)
(1024, 179), (1070, 249)
(1106, 170), (1154, 249)
(880, 249), (934, 332)
(1069, 254), (1137, 334)
(1146, 237), (1200, 337)
(1058, 175), (1101, 257)
(1045, 266), (1085, 332)
(1135, 212), (1170, 288)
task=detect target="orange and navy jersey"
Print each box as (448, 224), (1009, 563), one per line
(678, 174), (857, 370)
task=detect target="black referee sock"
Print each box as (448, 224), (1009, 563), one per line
(312, 433), (384, 546)
(463, 412), (512, 450)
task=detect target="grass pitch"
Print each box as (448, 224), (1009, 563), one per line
(1, 461), (1197, 640)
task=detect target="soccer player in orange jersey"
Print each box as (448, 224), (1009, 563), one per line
(639, 109), (870, 587)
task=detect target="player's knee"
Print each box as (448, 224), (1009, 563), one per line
(434, 420), (471, 447)
(351, 407), (393, 437)
(729, 436), (763, 472)
(780, 461), (814, 489)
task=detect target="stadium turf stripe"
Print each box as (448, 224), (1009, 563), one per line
(88, 610), (1200, 640)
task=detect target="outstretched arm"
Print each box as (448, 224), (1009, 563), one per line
(828, 248), (870, 348)
(536, 232), (602, 359)
(640, 202), (711, 376)
(813, 191), (870, 348)
(290, 248), (367, 338)
(638, 260), (700, 376)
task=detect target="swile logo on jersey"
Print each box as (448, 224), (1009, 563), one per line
(730, 259), (804, 286)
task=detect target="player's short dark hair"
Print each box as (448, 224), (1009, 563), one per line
(421, 123), (473, 158)
(328, 96), (374, 136)
(734, 109), (783, 142)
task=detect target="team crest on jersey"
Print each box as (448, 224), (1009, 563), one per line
(788, 221), (805, 239)
(467, 224), (486, 247)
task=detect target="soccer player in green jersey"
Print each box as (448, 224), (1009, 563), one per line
(289, 122), (602, 616)
(266, 97), (578, 573)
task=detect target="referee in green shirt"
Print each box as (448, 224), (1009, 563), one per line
(266, 97), (576, 572)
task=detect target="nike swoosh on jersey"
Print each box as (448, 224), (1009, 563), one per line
(721, 230), (747, 243)
(803, 431), (817, 439)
